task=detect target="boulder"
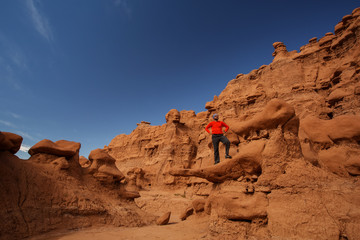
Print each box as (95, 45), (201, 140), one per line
(180, 207), (194, 221)
(29, 139), (80, 157)
(156, 212), (171, 225)
(0, 132), (23, 154)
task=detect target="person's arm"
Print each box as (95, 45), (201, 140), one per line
(205, 122), (212, 133)
(222, 122), (230, 133)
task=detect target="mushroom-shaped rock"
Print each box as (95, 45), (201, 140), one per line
(272, 42), (288, 56)
(29, 139), (81, 157)
(88, 148), (125, 183)
(156, 212), (171, 225)
(226, 99), (296, 137)
(169, 153), (261, 183)
(206, 192), (268, 221)
(272, 42), (293, 60)
(0, 132), (23, 154)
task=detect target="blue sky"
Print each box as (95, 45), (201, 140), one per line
(1, 0), (359, 159)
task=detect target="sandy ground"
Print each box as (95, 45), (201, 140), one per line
(29, 215), (209, 240)
(29, 189), (210, 240)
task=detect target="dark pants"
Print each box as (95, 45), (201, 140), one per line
(212, 134), (230, 164)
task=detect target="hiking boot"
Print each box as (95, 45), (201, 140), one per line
(225, 155), (232, 159)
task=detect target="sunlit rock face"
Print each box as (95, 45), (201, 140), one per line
(105, 8), (360, 240)
(2, 7), (360, 240)
(87, 148), (125, 183)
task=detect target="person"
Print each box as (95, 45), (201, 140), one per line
(205, 113), (232, 164)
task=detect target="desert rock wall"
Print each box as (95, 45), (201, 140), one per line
(103, 8), (360, 239)
(106, 7), (360, 185)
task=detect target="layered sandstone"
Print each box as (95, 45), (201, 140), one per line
(105, 8), (360, 240)
(0, 139), (154, 240)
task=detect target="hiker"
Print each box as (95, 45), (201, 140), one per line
(205, 113), (232, 164)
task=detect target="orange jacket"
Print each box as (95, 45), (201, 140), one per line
(205, 121), (229, 134)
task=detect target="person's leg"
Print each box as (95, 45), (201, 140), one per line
(220, 136), (231, 158)
(212, 135), (221, 164)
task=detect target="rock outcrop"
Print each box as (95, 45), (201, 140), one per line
(87, 148), (125, 183)
(2, 7), (360, 240)
(0, 138), (154, 240)
(0, 131), (23, 154)
(105, 7), (360, 240)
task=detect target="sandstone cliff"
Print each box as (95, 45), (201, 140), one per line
(105, 7), (360, 239)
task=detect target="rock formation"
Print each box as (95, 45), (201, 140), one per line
(156, 212), (171, 225)
(0, 131), (23, 154)
(1, 7), (360, 240)
(0, 138), (154, 240)
(105, 7), (360, 240)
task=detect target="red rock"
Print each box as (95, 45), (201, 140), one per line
(192, 199), (206, 213)
(156, 212), (171, 225)
(169, 153), (261, 183)
(79, 156), (91, 168)
(180, 207), (194, 221)
(88, 148), (125, 183)
(206, 192), (268, 221)
(0, 132), (23, 154)
(28, 139), (80, 157)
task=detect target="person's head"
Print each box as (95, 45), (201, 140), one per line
(213, 113), (219, 121)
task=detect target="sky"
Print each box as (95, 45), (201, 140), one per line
(1, 0), (359, 159)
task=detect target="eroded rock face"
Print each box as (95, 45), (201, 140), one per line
(165, 109), (181, 123)
(88, 148), (125, 183)
(206, 192), (268, 221)
(170, 99), (300, 185)
(169, 153), (261, 183)
(0, 131), (23, 154)
(105, 8), (360, 239)
(0, 138), (154, 240)
(79, 155), (91, 168)
(106, 109), (200, 187)
(300, 115), (360, 176)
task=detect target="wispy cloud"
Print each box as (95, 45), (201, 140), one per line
(0, 119), (17, 128)
(113, 0), (132, 18)
(20, 144), (31, 153)
(8, 112), (22, 119)
(0, 34), (28, 90)
(15, 130), (38, 142)
(26, 0), (53, 42)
